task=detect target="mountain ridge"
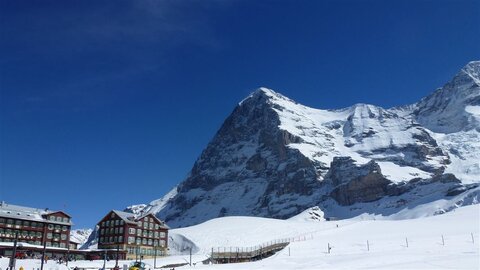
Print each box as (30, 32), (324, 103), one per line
(130, 61), (480, 228)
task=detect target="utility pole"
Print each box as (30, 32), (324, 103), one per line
(102, 250), (107, 270)
(9, 231), (19, 270)
(66, 233), (71, 267)
(40, 225), (48, 270)
(153, 247), (157, 269)
(115, 245), (119, 269)
(189, 247), (192, 266)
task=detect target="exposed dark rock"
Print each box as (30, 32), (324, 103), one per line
(326, 157), (398, 205)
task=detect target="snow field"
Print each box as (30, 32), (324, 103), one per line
(173, 204), (479, 269)
(2, 205), (478, 269)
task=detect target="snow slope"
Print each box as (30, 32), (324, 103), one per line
(170, 204), (479, 269)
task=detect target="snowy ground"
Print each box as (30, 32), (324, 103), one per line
(2, 204), (478, 269)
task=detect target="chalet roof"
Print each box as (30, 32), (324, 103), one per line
(111, 210), (138, 225)
(137, 213), (170, 229)
(0, 202), (72, 225)
(106, 210), (169, 229)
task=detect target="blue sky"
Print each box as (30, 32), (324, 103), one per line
(1, 0), (479, 229)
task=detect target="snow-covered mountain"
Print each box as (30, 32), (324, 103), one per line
(70, 229), (94, 249)
(133, 61), (480, 228)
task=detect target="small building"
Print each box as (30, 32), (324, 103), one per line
(97, 210), (169, 260)
(68, 238), (81, 250)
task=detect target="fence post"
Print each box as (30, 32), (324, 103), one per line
(405, 237), (408, 248)
(471, 233), (475, 244)
(441, 235), (445, 246)
(327, 243), (331, 254)
(367, 240), (370, 251)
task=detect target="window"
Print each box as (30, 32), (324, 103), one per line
(111, 213), (115, 218)
(61, 234), (67, 240)
(56, 216), (62, 222)
(142, 238), (147, 245)
(154, 232), (159, 238)
(120, 220), (124, 225)
(119, 227), (123, 234)
(136, 238), (141, 245)
(63, 217), (69, 223)
(119, 236), (123, 242)
(154, 240), (158, 246)
(47, 233), (52, 239)
(129, 228), (135, 234)
(115, 228), (118, 234)
(36, 232), (42, 237)
(142, 231), (147, 237)
(155, 224), (159, 230)
(160, 240), (166, 247)
(160, 232), (166, 238)
(55, 225), (61, 231)
(137, 229), (142, 236)
(49, 216), (55, 221)
(62, 226), (67, 231)
(23, 221), (30, 227)
(31, 222), (37, 227)
(115, 220), (119, 226)
(15, 220), (22, 225)
(60, 243), (66, 248)
(128, 236), (134, 244)
(148, 239), (152, 245)
(106, 220), (110, 226)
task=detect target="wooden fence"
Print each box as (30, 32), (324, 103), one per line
(210, 239), (290, 264)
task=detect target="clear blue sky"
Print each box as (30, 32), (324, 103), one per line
(1, 0), (479, 229)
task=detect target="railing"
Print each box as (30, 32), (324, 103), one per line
(210, 239), (291, 263)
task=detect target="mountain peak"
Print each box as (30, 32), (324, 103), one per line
(239, 87), (296, 107)
(414, 60), (480, 133)
(462, 60), (480, 83)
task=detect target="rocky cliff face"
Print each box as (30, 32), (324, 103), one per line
(133, 61), (480, 228)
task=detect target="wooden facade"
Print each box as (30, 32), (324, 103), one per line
(97, 210), (169, 259)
